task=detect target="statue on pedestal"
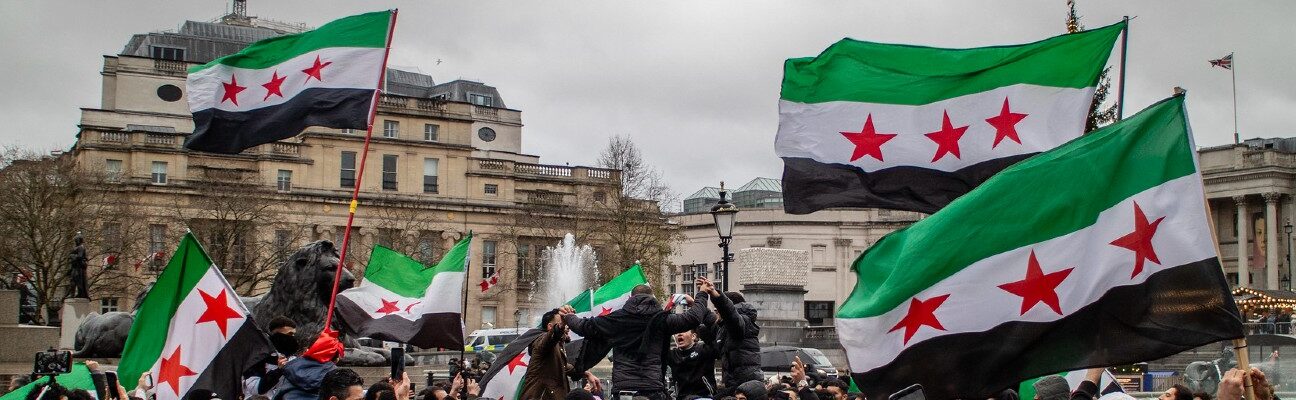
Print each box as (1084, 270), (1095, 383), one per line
(68, 233), (88, 299)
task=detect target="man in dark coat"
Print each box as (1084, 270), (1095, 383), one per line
(695, 277), (762, 389)
(560, 284), (708, 400)
(520, 309), (571, 400)
(666, 329), (716, 399)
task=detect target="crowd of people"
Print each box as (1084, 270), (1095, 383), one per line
(1248, 309), (1293, 334)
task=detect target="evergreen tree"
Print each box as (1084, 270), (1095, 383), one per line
(1068, 0), (1120, 132)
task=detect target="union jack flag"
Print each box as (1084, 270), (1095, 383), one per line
(1209, 53), (1233, 70)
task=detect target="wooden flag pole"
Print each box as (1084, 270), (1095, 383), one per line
(1199, 155), (1255, 400)
(322, 9), (399, 331)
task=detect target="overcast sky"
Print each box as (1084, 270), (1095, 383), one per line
(1, 1), (1291, 205)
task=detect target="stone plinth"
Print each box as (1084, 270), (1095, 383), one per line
(59, 298), (94, 349)
(735, 248), (811, 346)
(0, 290), (59, 363)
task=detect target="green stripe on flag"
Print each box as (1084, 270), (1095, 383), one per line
(0, 363), (96, 400)
(838, 95), (1194, 319)
(781, 21), (1123, 105)
(593, 263), (648, 305)
(365, 233), (471, 298)
(118, 232), (215, 390)
(567, 289), (593, 314)
(189, 10), (391, 73)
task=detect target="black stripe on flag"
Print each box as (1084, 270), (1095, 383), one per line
(335, 296), (464, 349)
(851, 257), (1243, 400)
(186, 88), (373, 154)
(188, 318), (274, 400)
(780, 155), (1034, 215)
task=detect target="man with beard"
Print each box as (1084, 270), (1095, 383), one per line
(520, 309), (574, 400)
(559, 285), (708, 400)
(245, 316), (300, 398)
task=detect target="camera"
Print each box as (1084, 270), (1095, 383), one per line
(33, 348), (71, 377)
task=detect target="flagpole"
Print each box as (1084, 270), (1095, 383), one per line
(1116, 16), (1129, 120)
(322, 9), (398, 331)
(1232, 53), (1240, 144)
(460, 231), (471, 365)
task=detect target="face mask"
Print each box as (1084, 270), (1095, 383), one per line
(271, 333), (299, 356)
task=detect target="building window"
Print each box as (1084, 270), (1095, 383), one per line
(383, 120), (399, 138)
(150, 46), (185, 61)
(713, 262), (727, 293)
(231, 232), (248, 271)
(482, 240), (497, 278)
(101, 223), (122, 253)
(805, 301), (836, 325)
(484, 184), (498, 196)
(469, 93), (493, 107)
(382, 155), (398, 191)
(377, 228), (399, 248)
(150, 161), (168, 184)
(423, 158), (439, 194)
(424, 124), (439, 141)
(516, 241), (542, 284)
(149, 224), (167, 270)
(593, 191), (606, 203)
(417, 231), (439, 264)
(277, 170), (292, 192)
(681, 264), (696, 296)
(811, 244), (828, 266)
(481, 306), (497, 329)
(99, 298), (120, 314)
(341, 128), (356, 134)
(105, 159), (123, 182)
(340, 151), (356, 188)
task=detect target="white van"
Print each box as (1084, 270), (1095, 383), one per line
(464, 328), (530, 352)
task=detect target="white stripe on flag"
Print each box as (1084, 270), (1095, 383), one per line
(188, 47), (384, 113)
(338, 271), (464, 321)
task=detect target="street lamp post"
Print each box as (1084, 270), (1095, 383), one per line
(710, 183), (738, 293)
(1286, 220), (1293, 290)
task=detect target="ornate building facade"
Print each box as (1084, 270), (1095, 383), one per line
(1201, 138), (1296, 290)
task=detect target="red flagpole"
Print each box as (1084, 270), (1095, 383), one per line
(322, 9), (398, 330)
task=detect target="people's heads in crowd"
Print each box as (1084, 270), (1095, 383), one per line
(8, 375), (31, 392)
(726, 291), (746, 305)
(991, 388), (1019, 400)
(632, 284), (653, 298)
(674, 330), (697, 348)
(1032, 375), (1069, 400)
(1160, 384), (1193, 400)
(1191, 392), (1212, 400)
(250, 396), (271, 400)
(735, 380), (768, 400)
(319, 368), (364, 400)
(26, 382), (68, 400)
(565, 389), (596, 400)
(364, 382), (394, 400)
(540, 309), (563, 330)
(66, 390), (94, 400)
(820, 378), (850, 400)
(269, 316), (300, 355)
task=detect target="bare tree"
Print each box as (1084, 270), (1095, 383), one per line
(590, 135), (681, 291)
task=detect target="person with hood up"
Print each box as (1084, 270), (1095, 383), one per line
(695, 277), (762, 389)
(275, 328), (346, 400)
(559, 284), (709, 400)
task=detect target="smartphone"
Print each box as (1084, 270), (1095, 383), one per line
(105, 371), (120, 400)
(409, 383), (416, 394)
(390, 347), (405, 380)
(889, 384), (925, 400)
(32, 349), (72, 376)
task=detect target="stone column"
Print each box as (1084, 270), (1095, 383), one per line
(1236, 195), (1250, 288)
(1267, 193), (1283, 289)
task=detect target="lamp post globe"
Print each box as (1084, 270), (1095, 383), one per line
(710, 183), (738, 292)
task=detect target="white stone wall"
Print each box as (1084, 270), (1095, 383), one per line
(737, 247), (809, 287)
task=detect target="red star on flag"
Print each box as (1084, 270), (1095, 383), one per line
(997, 250), (1074, 315)
(221, 75), (246, 106)
(598, 306), (613, 316)
(375, 299), (400, 315)
(985, 97), (1029, 148)
(195, 289), (243, 337)
(1110, 201), (1166, 278)
(157, 346), (198, 395)
(505, 351), (528, 374)
(302, 55), (333, 83)
(840, 114), (898, 162)
(262, 70), (287, 101)
(925, 111), (969, 162)
(888, 294), (950, 345)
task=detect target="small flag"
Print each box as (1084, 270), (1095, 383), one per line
(335, 234), (472, 349)
(662, 293), (689, 312)
(477, 329), (544, 400)
(103, 254), (118, 268)
(479, 272), (499, 293)
(1019, 369), (1125, 400)
(836, 96), (1243, 399)
(117, 233), (274, 400)
(777, 21), (1124, 214)
(184, 11), (395, 154)
(1209, 53), (1234, 70)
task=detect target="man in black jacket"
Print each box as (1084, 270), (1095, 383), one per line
(666, 329), (716, 399)
(695, 277), (762, 390)
(559, 284), (708, 400)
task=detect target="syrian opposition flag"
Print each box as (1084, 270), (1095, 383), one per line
(563, 264), (650, 372)
(335, 234), (471, 349)
(478, 328), (544, 400)
(117, 233), (273, 400)
(777, 21), (1124, 215)
(184, 11), (395, 154)
(836, 95), (1244, 400)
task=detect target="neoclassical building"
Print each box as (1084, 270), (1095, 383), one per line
(1201, 138), (1296, 290)
(66, 10), (629, 333)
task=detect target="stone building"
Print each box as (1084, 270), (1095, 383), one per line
(67, 11), (633, 333)
(1202, 138), (1296, 290)
(667, 179), (921, 327)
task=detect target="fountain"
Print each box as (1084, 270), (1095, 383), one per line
(537, 233), (599, 312)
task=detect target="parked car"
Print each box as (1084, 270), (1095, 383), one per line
(760, 346), (840, 382)
(464, 328), (530, 352)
